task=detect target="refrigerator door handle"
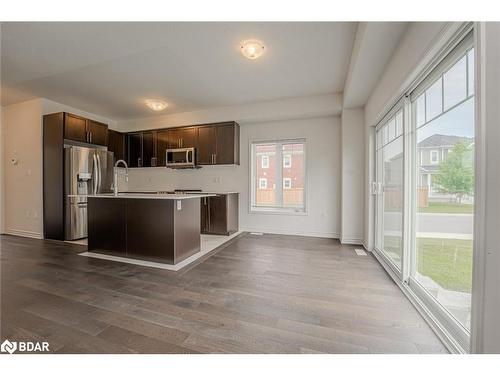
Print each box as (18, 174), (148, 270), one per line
(96, 153), (102, 193)
(92, 153), (98, 194)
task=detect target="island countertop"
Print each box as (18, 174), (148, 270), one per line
(70, 193), (217, 200)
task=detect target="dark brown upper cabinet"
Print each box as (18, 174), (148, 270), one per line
(156, 130), (170, 167)
(196, 122), (240, 165)
(64, 113), (87, 143)
(87, 120), (108, 146)
(124, 121), (240, 168)
(107, 129), (125, 162)
(168, 127), (197, 149)
(63, 113), (108, 146)
(197, 125), (216, 165)
(126, 130), (159, 168)
(215, 123), (239, 165)
(142, 131), (157, 167)
(127, 132), (143, 167)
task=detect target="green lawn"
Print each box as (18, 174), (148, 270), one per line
(382, 236), (472, 293)
(418, 202), (473, 214)
(416, 238), (472, 293)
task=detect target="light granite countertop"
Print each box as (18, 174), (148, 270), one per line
(69, 193), (217, 200)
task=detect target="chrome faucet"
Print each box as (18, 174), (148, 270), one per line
(113, 159), (129, 196)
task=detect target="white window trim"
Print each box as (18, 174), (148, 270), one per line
(258, 178), (267, 189)
(261, 155), (269, 169)
(283, 154), (292, 168)
(250, 139), (307, 215)
(283, 177), (292, 189)
(430, 150), (439, 164)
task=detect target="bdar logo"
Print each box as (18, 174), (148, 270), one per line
(1, 339), (17, 354)
(0, 339), (49, 354)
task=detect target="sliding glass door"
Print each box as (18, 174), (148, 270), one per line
(375, 108), (405, 273)
(373, 29), (475, 351)
(409, 36), (475, 335)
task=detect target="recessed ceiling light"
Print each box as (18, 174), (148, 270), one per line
(145, 99), (168, 111)
(240, 39), (265, 60)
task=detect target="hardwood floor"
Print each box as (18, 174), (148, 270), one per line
(0, 233), (447, 353)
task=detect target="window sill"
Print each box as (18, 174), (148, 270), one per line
(249, 207), (307, 216)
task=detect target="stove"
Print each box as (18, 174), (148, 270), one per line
(156, 189), (203, 195)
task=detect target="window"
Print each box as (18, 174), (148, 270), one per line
(430, 150), (439, 164)
(283, 154), (292, 168)
(251, 140), (306, 213)
(261, 155), (269, 169)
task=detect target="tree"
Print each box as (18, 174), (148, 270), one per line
(433, 142), (474, 204)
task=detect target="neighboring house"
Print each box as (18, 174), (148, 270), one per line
(417, 134), (474, 201)
(255, 143), (305, 207)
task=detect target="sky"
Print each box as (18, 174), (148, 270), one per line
(417, 95), (475, 143)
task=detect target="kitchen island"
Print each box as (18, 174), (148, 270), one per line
(87, 193), (215, 264)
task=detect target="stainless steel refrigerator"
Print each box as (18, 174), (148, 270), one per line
(64, 145), (114, 240)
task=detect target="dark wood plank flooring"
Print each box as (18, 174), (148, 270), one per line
(0, 233), (447, 353)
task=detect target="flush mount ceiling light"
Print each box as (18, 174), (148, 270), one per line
(240, 39), (265, 60)
(145, 99), (168, 111)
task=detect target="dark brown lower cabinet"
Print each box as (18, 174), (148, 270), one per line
(88, 198), (127, 255)
(201, 193), (239, 235)
(88, 197), (201, 264)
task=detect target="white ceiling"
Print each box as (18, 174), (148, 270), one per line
(1, 22), (358, 120)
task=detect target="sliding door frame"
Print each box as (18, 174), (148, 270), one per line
(371, 22), (476, 354)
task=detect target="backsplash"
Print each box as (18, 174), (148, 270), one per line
(125, 164), (244, 192)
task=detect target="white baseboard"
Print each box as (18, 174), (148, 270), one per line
(241, 227), (339, 239)
(340, 237), (364, 245)
(3, 228), (43, 239)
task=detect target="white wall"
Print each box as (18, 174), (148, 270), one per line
(2, 99), (45, 237)
(125, 116), (341, 238)
(1, 98), (117, 238)
(340, 108), (365, 244)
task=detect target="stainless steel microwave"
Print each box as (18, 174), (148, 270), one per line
(166, 147), (197, 168)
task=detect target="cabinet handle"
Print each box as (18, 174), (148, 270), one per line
(90, 132), (92, 143)
(207, 199), (210, 229)
(214, 153), (216, 164)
